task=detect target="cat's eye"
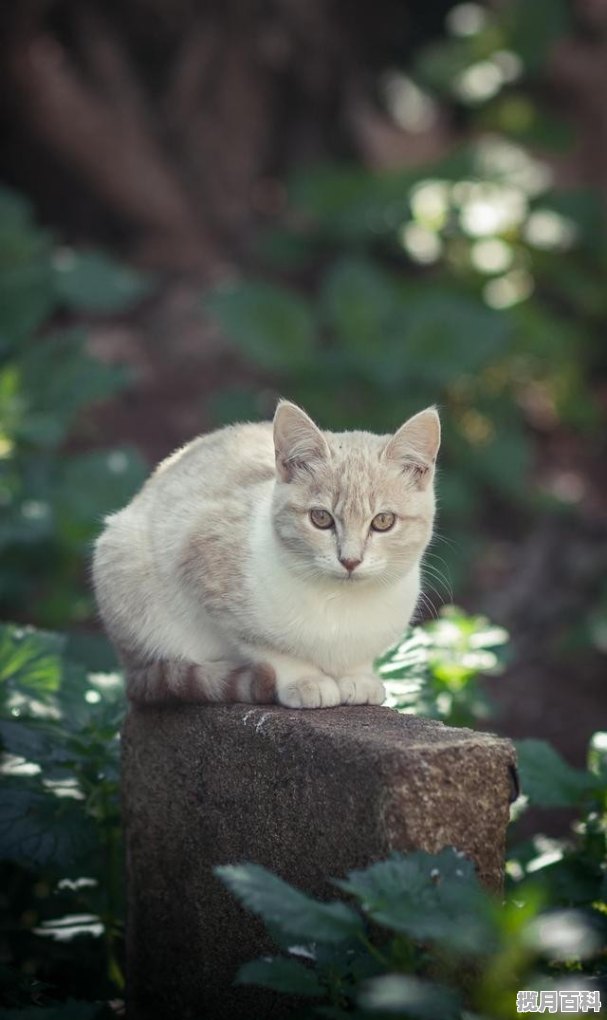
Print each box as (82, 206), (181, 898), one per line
(371, 512), (396, 532)
(310, 508), (334, 529)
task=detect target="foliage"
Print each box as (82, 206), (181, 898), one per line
(0, 1003), (108, 1020)
(206, 0), (605, 585)
(0, 186), (149, 628)
(0, 624), (124, 1011)
(2, 610), (604, 1015)
(377, 605), (508, 727)
(509, 733), (607, 919)
(217, 828), (605, 1019)
(1, 591), (599, 1002)
(218, 737), (607, 1019)
(1, 1), (605, 1015)
(217, 614), (607, 1018)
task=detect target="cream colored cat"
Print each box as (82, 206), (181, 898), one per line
(92, 400), (440, 709)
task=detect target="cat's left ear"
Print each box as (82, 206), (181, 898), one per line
(381, 407), (441, 489)
(273, 400), (330, 482)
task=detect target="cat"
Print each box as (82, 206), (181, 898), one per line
(92, 400), (440, 709)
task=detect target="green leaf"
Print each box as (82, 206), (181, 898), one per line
(63, 631), (118, 674)
(0, 259), (55, 347)
(53, 249), (152, 313)
(57, 660), (125, 737)
(413, 38), (476, 96)
(0, 624), (64, 701)
(359, 974), (461, 1018)
(378, 607), (507, 725)
(236, 957), (324, 997)
(529, 854), (606, 907)
(505, 0), (569, 74)
(207, 387), (265, 426)
(313, 939), (384, 986)
(461, 421), (530, 499)
(0, 187), (55, 347)
(0, 1001), (106, 1020)
(289, 152), (476, 241)
(537, 190), (604, 252)
(320, 258), (403, 361)
(0, 717), (72, 767)
(289, 163), (417, 240)
(314, 1010), (372, 1020)
(516, 740), (605, 808)
(401, 292), (512, 384)
(255, 227), (318, 270)
(14, 329), (130, 449)
(0, 185), (36, 232)
(215, 863), (364, 943)
(56, 447), (147, 538)
(206, 281), (315, 371)
(0, 781), (97, 871)
(336, 849), (495, 954)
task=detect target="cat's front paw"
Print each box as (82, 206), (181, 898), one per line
(277, 675), (341, 709)
(336, 675), (385, 706)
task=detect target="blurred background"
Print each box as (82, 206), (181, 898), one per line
(1, 1), (607, 1011)
(1, 0), (606, 760)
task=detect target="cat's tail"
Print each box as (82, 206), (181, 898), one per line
(119, 647), (277, 705)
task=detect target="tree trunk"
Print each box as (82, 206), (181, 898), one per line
(1, 0), (400, 273)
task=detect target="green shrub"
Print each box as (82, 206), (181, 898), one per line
(509, 735), (607, 916)
(1, 3), (605, 1012)
(378, 605), (508, 727)
(0, 623), (123, 1011)
(0, 187), (150, 628)
(2, 612), (605, 1015)
(218, 733), (607, 1019)
(213, 616), (606, 1018)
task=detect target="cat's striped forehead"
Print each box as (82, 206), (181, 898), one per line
(303, 431), (417, 519)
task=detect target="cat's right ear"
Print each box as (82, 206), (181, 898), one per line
(273, 401), (329, 482)
(381, 406), (441, 489)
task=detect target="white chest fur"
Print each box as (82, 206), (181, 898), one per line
(246, 511), (419, 675)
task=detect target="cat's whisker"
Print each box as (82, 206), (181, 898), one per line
(421, 562), (453, 604)
(430, 531), (461, 553)
(428, 567), (451, 590)
(423, 553), (449, 572)
(421, 582), (448, 611)
(415, 590), (439, 622)
(422, 567), (451, 595)
(424, 548), (453, 575)
(421, 585), (446, 617)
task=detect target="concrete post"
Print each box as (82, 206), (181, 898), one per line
(122, 703), (517, 1020)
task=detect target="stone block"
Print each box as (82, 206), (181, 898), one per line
(122, 704), (517, 1020)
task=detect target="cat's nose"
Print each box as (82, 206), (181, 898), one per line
(340, 557), (362, 573)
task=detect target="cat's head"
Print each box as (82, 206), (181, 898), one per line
(272, 401), (440, 584)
